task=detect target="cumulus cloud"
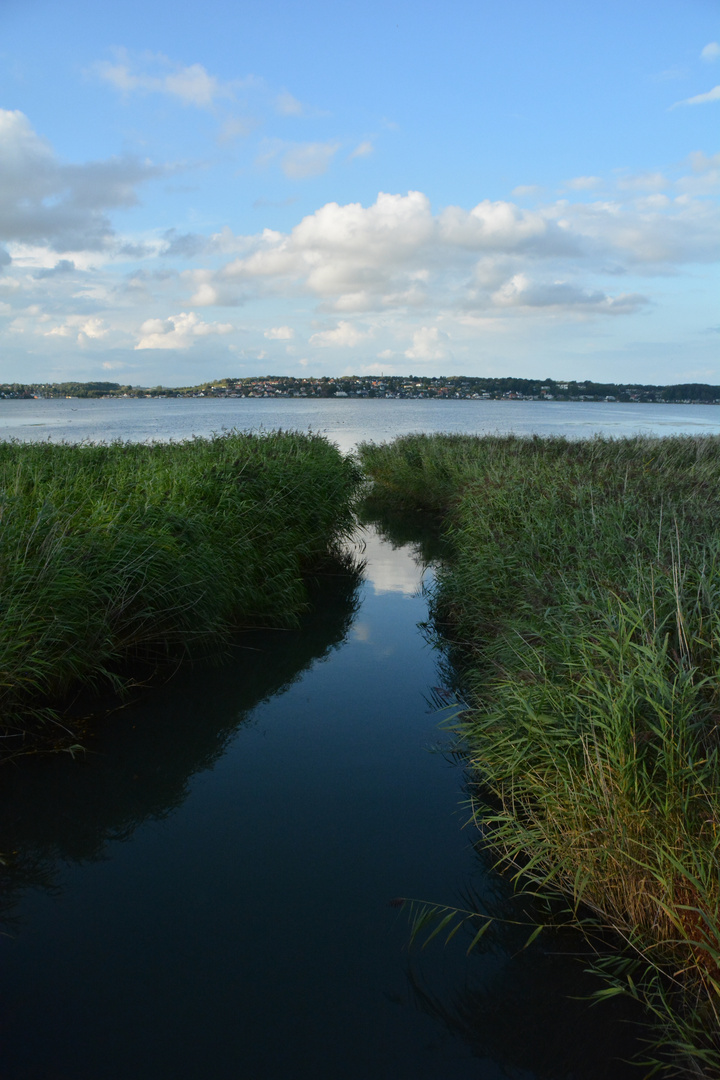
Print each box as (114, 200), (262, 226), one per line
(490, 272), (647, 313)
(439, 199), (572, 253)
(219, 191), (437, 310)
(472, 255), (517, 289)
(77, 317), (109, 343)
(183, 186), (719, 327)
(43, 315), (109, 344)
(405, 326), (450, 361)
(135, 311), (233, 349)
(185, 268), (246, 306)
(309, 320), (369, 347)
(549, 195), (720, 265)
(162, 230), (209, 258)
(0, 109), (164, 252)
(264, 325), (294, 339)
(35, 259), (76, 278)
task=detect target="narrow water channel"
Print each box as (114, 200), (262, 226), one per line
(0, 522), (644, 1079)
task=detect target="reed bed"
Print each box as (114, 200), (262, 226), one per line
(0, 431), (361, 747)
(359, 432), (720, 1076)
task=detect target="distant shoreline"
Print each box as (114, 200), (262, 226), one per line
(3, 397), (719, 405)
(2, 375), (720, 405)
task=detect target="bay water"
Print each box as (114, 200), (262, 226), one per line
(1, 395), (720, 452)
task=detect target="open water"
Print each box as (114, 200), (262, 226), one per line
(0, 398), (698, 1077)
(1, 395), (719, 451)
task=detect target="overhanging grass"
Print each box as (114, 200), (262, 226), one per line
(0, 431), (361, 747)
(359, 432), (720, 1076)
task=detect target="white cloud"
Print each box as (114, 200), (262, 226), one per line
(550, 195), (720, 265)
(673, 85), (720, 106)
(405, 326), (450, 361)
(186, 268), (246, 307)
(565, 176), (603, 190)
(439, 199), (564, 252)
(701, 42), (720, 62)
(281, 141), (340, 179)
(349, 141), (374, 160)
(511, 184), (542, 198)
(222, 191), (437, 308)
(163, 65), (224, 108)
(264, 325), (294, 339)
(0, 109), (163, 252)
(135, 311), (233, 350)
(689, 151), (720, 173)
(256, 139), (341, 179)
(472, 255), (516, 289)
(78, 317), (108, 339)
(490, 272), (646, 313)
(43, 315), (110, 345)
(217, 117), (255, 143)
(94, 51), (236, 109)
(309, 320), (369, 347)
(185, 185), (720, 329)
(617, 171), (669, 192)
(275, 91), (304, 116)
(77, 318), (109, 344)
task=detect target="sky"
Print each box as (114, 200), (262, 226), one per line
(0, 0), (718, 387)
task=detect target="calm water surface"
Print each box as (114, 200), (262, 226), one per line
(0, 526), (644, 1078)
(0, 402), (663, 1077)
(1, 395), (720, 450)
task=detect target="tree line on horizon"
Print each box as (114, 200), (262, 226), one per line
(1, 376), (719, 403)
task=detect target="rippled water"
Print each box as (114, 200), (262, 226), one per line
(1, 395), (719, 452)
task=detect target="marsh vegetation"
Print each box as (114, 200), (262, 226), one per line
(359, 432), (720, 1076)
(0, 431), (360, 753)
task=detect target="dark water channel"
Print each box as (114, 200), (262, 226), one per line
(0, 518), (645, 1079)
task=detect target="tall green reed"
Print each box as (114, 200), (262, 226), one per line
(359, 432), (720, 1075)
(0, 431), (361, 746)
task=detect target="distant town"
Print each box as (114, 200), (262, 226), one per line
(1, 375), (719, 404)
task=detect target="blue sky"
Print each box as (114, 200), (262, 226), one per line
(0, 0), (718, 385)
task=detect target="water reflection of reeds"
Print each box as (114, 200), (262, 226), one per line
(398, 860), (649, 1079)
(0, 557), (362, 923)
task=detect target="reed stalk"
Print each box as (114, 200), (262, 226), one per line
(359, 432), (720, 1076)
(0, 431), (361, 748)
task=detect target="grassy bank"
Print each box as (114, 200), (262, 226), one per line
(359, 432), (720, 1076)
(0, 431), (360, 750)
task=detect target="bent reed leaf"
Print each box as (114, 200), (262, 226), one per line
(360, 431), (720, 1076)
(0, 431), (362, 751)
